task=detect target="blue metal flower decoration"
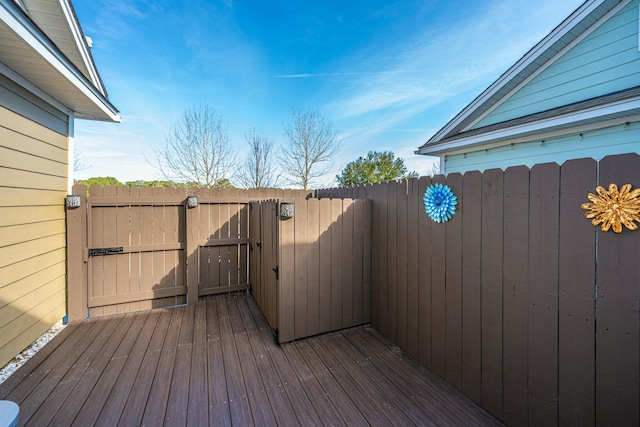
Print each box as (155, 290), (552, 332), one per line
(424, 183), (457, 223)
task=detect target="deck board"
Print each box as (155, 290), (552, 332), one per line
(318, 333), (417, 426)
(165, 315), (193, 425)
(20, 320), (110, 426)
(187, 299), (209, 426)
(238, 294), (300, 426)
(72, 312), (148, 427)
(141, 307), (183, 426)
(96, 310), (160, 427)
(118, 307), (172, 426)
(1, 292), (502, 426)
(1, 321), (91, 404)
(245, 294), (323, 426)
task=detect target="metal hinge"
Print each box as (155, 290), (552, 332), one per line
(272, 265), (279, 280)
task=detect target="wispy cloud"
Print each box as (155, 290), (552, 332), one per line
(325, 0), (582, 143)
(72, 0), (583, 184)
(275, 72), (369, 79)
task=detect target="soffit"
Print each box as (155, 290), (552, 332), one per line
(0, 0), (119, 121)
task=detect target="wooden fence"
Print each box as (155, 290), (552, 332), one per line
(250, 198), (372, 343)
(318, 153), (640, 427)
(66, 186), (314, 320)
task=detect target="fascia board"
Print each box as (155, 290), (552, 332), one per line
(466, 0), (631, 131)
(0, 0), (120, 122)
(416, 97), (640, 155)
(57, 0), (104, 93)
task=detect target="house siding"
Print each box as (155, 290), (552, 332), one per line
(444, 121), (640, 174)
(473, 0), (640, 129)
(0, 74), (69, 135)
(0, 104), (68, 367)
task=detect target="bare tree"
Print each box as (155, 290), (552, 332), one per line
(154, 105), (235, 188)
(73, 150), (91, 172)
(280, 107), (341, 190)
(425, 157), (441, 176)
(237, 127), (279, 189)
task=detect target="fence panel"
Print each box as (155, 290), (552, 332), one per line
(596, 153), (640, 425)
(316, 153), (640, 426)
(445, 172), (463, 389)
(528, 162), (560, 426)
(396, 181), (408, 351)
(341, 198), (354, 328)
(480, 168), (504, 420)
(558, 158), (596, 427)
(502, 165), (530, 427)
(278, 200), (295, 343)
(318, 199), (332, 333)
(386, 183), (398, 343)
(376, 183), (389, 336)
(417, 176), (433, 368)
(293, 198), (309, 339)
(461, 170), (482, 405)
(307, 198), (321, 336)
(406, 179), (420, 360)
(330, 198), (344, 331)
(430, 175), (447, 379)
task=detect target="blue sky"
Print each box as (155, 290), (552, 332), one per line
(72, 0), (584, 187)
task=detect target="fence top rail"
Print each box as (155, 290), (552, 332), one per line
(88, 197), (256, 207)
(72, 185), (317, 203)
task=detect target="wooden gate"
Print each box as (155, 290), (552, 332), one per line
(84, 186), (187, 318)
(69, 186), (257, 318)
(195, 197), (250, 296)
(249, 200), (279, 329)
(251, 198), (372, 343)
(67, 186), (315, 320)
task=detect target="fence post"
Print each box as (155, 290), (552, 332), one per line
(66, 184), (88, 322)
(185, 188), (200, 305)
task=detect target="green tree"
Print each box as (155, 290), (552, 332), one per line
(336, 151), (418, 187)
(214, 178), (236, 189)
(125, 180), (180, 187)
(183, 178), (236, 188)
(75, 176), (124, 187)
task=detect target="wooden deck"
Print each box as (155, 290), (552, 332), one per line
(0, 293), (501, 426)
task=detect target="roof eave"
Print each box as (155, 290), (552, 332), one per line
(416, 96), (640, 156)
(423, 0), (620, 147)
(0, 0), (120, 122)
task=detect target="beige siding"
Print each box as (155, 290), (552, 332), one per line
(0, 106), (68, 367)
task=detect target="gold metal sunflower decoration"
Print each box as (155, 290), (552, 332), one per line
(581, 183), (640, 233)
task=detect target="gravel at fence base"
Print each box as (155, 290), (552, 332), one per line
(0, 323), (66, 385)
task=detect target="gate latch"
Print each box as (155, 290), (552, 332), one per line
(88, 247), (123, 257)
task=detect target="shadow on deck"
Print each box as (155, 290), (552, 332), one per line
(0, 293), (501, 426)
